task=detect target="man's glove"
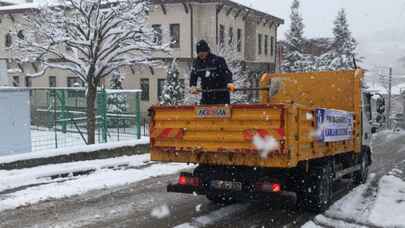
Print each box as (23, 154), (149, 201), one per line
(190, 86), (199, 95)
(227, 83), (237, 93)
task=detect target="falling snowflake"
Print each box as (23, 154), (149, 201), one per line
(252, 135), (279, 159)
(151, 204), (170, 219)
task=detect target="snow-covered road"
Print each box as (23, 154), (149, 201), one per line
(0, 130), (405, 228)
(303, 131), (405, 228)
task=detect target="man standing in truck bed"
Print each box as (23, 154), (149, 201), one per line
(190, 40), (235, 105)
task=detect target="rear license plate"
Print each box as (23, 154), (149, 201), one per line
(196, 106), (231, 119)
(210, 180), (242, 191)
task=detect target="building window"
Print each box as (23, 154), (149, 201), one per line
(5, 32), (12, 47)
(12, 76), (19, 87)
(67, 77), (82, 87)
(157, 79), (166, 101)
(140, 78), (150, 101)
(264, 35), (269, 56)
(152, 24), (162, 45)
(228, 27), (233, 46)
(67, 77), (83, 97)
(237, 29), (242, 52)
(25, 76), (32, 87)
(49, 76), (56, 87)
(219, 24), (225, 45)
(271, 36), (275, 57)
(170, 24), (180, 48)
(17, 30), (24, 40)
(258, 34), (263, 55)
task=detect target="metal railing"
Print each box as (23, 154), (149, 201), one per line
(30, 87), (145, 152)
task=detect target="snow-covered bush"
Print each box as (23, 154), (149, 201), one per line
(107, 71), (129, 128)
(160, 59), (184, 105)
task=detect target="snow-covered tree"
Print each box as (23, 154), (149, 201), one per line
(328, 9), (358, 70)
(10, 0), (168, 144)
(183, 69), (201, 105)
(317, 52), (335, 71)
(160, 59), (184, 105)
(107, 70), (129, 128)
(282, 0), (306, 72)
(301, 54), (318, 72)
(213, 41), (249, 104)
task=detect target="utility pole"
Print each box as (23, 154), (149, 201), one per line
(387, 67), (393, 129)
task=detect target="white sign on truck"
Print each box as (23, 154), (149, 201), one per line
(316, 108), (354, 142)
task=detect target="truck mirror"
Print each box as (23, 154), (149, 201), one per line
(375, 96), (385, 114)
(371, 127), (377, 134)
(269, 78), (281, 97)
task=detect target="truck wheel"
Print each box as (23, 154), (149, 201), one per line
(300, 165), (333, 213)
(206, 193), (236, 205)
(353, 152), (369, 186)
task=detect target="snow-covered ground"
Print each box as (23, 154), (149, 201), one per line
(303, 170), (405, 228)
(303, 130), (405, 228)
(0, 153), (192, 213)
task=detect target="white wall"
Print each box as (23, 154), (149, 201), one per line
(0, 88), (31, 156)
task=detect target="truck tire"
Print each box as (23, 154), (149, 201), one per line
(353, 152), (369, 186)
(299, 164), (333, 213)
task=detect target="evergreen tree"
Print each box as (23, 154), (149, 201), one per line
(160, 59), (185, 105)
(107, 71), (129, 128)
(282, 0), (306, 72)
(328, 9), (358, 70)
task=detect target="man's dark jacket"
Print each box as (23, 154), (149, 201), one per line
(190, 53), (233, 105)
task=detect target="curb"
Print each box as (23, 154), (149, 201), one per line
(0, 144), (149, 170)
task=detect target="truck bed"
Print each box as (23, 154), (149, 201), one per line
(150, 70), (363, 169)
(150, 104), (357, 168)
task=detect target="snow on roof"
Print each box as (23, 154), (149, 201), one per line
(0, 2), (40, 13)
(0, 0), (284, 24)
(0, 0), (28, 3)
(366, 82), (405, 95)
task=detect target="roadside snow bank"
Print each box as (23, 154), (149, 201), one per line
(302, 172), (405, 228)
(0, 153), (192, 212)
(369, 175), (405, 227)
(0, 154), (150, 193)
(0, 137), (149, 164)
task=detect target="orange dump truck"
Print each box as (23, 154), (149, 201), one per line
(150, 69), (382, 212)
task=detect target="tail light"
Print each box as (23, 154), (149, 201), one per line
(178, 174), (201, 187)
(256, 181), (282, 193)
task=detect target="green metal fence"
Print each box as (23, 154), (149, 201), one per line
(30, 88), (143, 152)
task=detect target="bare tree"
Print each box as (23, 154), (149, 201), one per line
(11, 0), (168, 144)
(213, 41), (249, 104)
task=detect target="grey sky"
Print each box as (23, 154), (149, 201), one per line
(235, 0), (405, 73)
